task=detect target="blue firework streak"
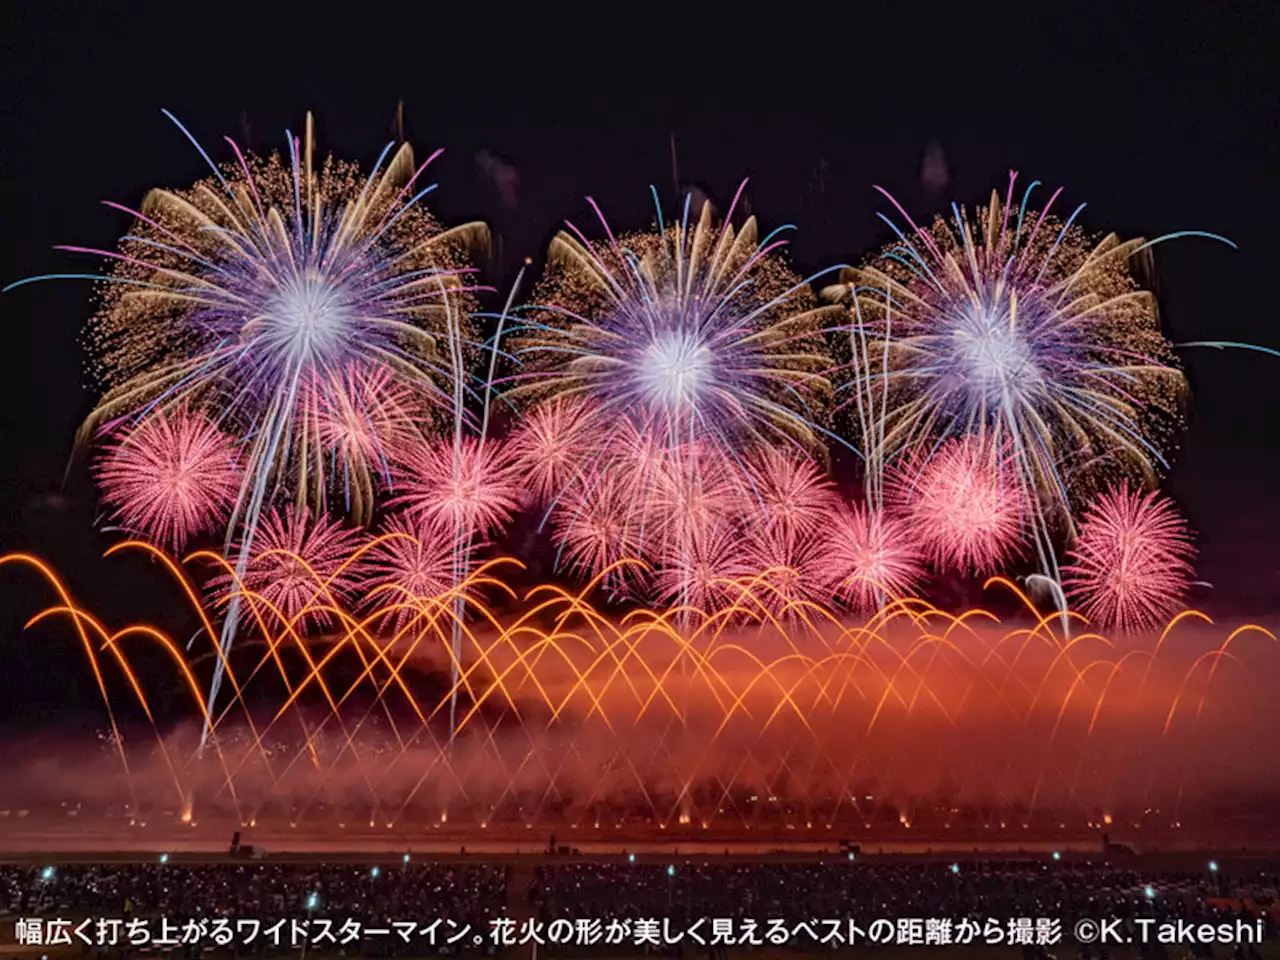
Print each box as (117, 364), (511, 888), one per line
(506, 183), (847, 456)
(9, 111), (489, 716)
(825, 171), (1234, 575)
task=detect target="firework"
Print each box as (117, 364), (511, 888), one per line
(825, 502), (925, 610)
(550, 471), (647, 596)
(652, 518), (754, 614)
(12, 546), (1276, 833)
(211, 505), (367, 633)
(504, 188), (848, 610)
(71, 114), (484, 527)
(741, 446), (840, 540)
(390, 436), (522, 539)
(94, 406), (242, 553)
(307, 363), (423, 515)
(741, 523), (836, 618)
(542, 422), (740, 594)
(509, 396), (604, 506)
(1062, 483), (1195, 632)
(33, 112), (491, 712)
(888, 436), (1025, 575)
(827, 174), (1191, 572)
(363, 512), (471, 635)
(509, 186), (840, 458)
(644, 441), (744, 555)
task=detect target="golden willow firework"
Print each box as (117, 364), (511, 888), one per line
(822, 174), (1228, 579)
(505, 187), (848, 599)
(509, 187), (842, 453)
(18, 112), (491, 715)
(76, 113), (486, 528)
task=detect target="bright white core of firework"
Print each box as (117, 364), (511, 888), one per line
(257, 271), (354, 368)
(950, 303), (1041, 405)
(634, 330), (716, 412)
(638, 329), (714, 412)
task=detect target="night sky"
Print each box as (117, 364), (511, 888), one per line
(0, 4), (1276, 724)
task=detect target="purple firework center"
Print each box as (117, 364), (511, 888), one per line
(636, 326), (716, 415)
(947, 300), (1046, 406)
(247, 270), (361, 375)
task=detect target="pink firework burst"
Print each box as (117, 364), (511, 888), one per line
(212, 505), (366, 633)
(825, 502), (925, 611)
(551, 473), (647, 595)
(740, 525), (836, 618)
(363, 512), (471, 635)
(889, 436), (1025, 574)
(308, 363), (421, 475)
(391, 436), (522, 538)
(94, 406), (242, 553)
(510, 396), (604, 505)
(742, 447), (839, 540)
(653, 519), (754, 614)
(1063, 483), (1195, 633)
(643, 441), (743, 554)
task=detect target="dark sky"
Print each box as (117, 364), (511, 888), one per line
(0, 4), (1277, 722)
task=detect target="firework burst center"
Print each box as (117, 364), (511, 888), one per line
(256, 270), (356, 369)
(638, 327), (714, 412)
(951, 302), (1041, 404)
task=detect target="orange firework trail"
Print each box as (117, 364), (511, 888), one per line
(1, 543), (1275, 834)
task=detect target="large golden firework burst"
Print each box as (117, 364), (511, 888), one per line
(825, 180), (1186, 548)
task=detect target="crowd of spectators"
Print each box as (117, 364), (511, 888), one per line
(530, 860), (1275, 922)
(1, 862), (507, 955)
(0, 858), (1275, 957)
